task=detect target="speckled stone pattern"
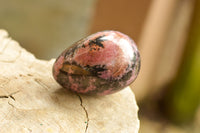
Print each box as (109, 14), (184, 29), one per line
(53, 30), (140, 95)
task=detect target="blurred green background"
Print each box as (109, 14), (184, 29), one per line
(0, 0), (199, 133)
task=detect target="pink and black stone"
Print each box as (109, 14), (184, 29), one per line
(53, 30), (140, 95)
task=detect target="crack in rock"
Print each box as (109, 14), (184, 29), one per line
(8, 101), (15, 108)
(77, 94), (89, 133)
(34, 78), (49, 91)
(0, 95), (9, 98)
(0, 91), (20, 101)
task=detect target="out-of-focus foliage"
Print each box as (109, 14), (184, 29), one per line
(163, 0), (200, 124)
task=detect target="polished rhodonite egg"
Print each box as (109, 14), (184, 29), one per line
(53, 30), (140, 95)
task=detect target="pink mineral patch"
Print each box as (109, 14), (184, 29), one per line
(53, 55), (64, 80)
(53, 30), (141, 95)
(74, 41), (118, 66)
(74, 33), (131, 80)
(99, 88), (115, 96)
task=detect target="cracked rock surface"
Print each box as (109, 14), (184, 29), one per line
(0, 29), (139, 133)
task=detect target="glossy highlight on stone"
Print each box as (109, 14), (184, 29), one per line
(53, 30), (140, 95)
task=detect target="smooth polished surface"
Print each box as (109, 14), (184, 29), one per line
(53, 31), (140, 95)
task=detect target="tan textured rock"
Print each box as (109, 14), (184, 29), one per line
(0, 29), (139, 133)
